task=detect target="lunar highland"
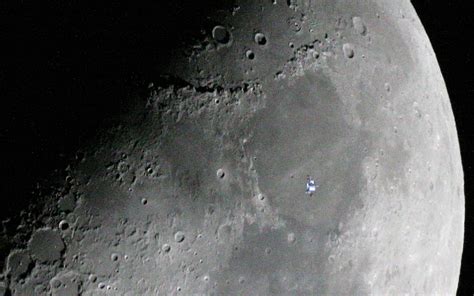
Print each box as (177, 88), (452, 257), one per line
(0, 0), (464, 295)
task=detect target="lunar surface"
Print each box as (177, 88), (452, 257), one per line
(1, 0), (464, 295)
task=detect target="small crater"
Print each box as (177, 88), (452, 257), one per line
(174, 231), (185, 243)
(216, 168), (226, 179)
(88, 274), (97, 283)
(111, 253), (119, 262)
(50, 278), (61, 289)
(212, 25), (231, 44)
(59, 220), (69, 231)
(342, 43), (355, 59)
(328, 255), (335, 262)
(352, 16), (367, 35)
(254, 32), (267, 45)
(162, 244), (171, 253)
(146, 166), (154, 175)
(141, 198), (148, 205)
(245, 50), (255, 60)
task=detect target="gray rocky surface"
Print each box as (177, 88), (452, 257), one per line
(0, 0), (464, 295)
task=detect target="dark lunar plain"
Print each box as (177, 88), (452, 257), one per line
(0, 0), (472, 295)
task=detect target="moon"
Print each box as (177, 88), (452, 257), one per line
(2, 0), (464, 295)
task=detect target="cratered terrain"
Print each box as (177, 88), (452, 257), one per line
(0, 0), (464, 295)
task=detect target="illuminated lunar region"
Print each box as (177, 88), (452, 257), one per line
(1, 0), (464, 295)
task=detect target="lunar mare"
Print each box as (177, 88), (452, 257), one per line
(0, 0), (463, 295)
